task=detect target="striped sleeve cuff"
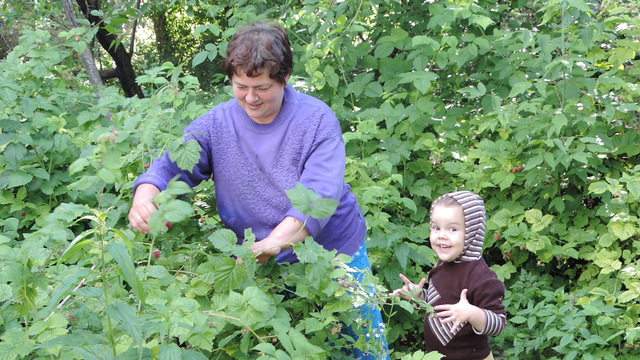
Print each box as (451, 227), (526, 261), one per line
(473, 310), (506, 336)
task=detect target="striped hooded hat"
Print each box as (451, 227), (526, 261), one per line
(433, 190), (486, 262)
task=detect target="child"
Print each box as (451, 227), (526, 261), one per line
(392, 190), (506, 360)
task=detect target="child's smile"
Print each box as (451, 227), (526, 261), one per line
(430, 204), (466, 262)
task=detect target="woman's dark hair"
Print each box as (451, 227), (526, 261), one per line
(223, 21), (293, 85)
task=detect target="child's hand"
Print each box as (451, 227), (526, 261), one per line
(391, 274), (427, 301)
(434, 289), (487, 333)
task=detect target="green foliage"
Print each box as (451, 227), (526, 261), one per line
(1, 0), (640, 359)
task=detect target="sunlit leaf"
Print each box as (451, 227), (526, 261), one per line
(213, 257), (247, 292)
(609, 222), (636, 240)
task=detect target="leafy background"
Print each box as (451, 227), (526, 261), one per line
(0, 0), (639, 359)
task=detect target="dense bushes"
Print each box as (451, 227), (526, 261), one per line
(0, 0), (639, 359)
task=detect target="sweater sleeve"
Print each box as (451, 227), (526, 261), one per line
(284, 108), (346, 238)
(134, 116), (213, 192)
(474, 309), (506, 336)
(470, 276), (507, 336)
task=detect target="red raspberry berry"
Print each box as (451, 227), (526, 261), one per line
(166, 222), (173, 229)
(153, 250), (161, 259)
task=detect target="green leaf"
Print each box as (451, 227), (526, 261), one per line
(588, 181), (609, 195)
(492, 209), (513, 227)
(526, 236), (548, 252)
(6, 170), (33, 188)
(208, 229), (239, 254)
(170, 139), (202, 172)
(609, 48), (636, 68)
(559, 333), (574, 348)
(491, 171), (515, 191)
(162, 198), (193, 222)
(97, 168), (116, 184)
(550, 114), (568, 136)
(457, 83), (486, 98)
(394, 242), (410, 270)
(400, 197), (417, 213)
(412, 35), (439, 48)
(107, 241), (146, 302)
(594, 258), (622, 274)
(469, 14), (495, 30)
(623, 178), (640, 199)
(295, 237), (332, 264)
(213, 257), (247, 292)
(164, 180), (193, 195)
(286, 183), (338, 219)
(47, 268), (90, 311)
(158, 343), (182, 360)
(374, 42), (395, 58)
(253, 343), (276, 355)
(0, 328), (35, 359)
(403, 71), (438, 95)
(58, 229), (94, 263)
(364, 81), (383, 98)
(304, 257), (333, 293)
(77, 110), (100, 125)
(618, 290), (638, 303)
(148, 211), (165, 236)
(287, 328), (326, 356)
(443, 161), (466, 175)
(609, 222), (636, 240)
(192, 51), (208, 67)
(0, 284), (12, 302)
(397, 299), (415, 314)
(3, 143), (26, 166)
(525, 209), (543, 223)
(309, 197), (339, 219)
(242, 286), (276, 321)
(106, 302), (144, 350)
(508, 81), (532, 97)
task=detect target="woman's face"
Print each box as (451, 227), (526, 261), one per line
(232, 70), (289, 124)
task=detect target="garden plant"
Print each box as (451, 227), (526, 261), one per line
(0, 0), (639, 359)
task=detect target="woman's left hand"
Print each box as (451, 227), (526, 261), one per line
(250, 216), (309, 263)
(250, 237), (284, 263)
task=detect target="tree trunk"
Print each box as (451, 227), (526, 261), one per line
(75, 0), (144, 98)
(61, 0), (104, 87)
(151, 9), (172, 62)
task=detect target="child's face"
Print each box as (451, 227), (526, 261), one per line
(430, 204), (466, 262)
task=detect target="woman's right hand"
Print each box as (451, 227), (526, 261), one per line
(128, 183), (161, 233)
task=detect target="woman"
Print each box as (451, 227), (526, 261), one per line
(128, 21), (389, 359)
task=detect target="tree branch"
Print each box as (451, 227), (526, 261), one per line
(75, 0), (144, 98)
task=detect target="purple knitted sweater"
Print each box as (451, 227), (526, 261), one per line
(135, 85), (366, 263)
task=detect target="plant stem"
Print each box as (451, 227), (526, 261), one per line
(204, 312), (267, 343)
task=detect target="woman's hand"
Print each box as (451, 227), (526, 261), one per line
(391, 274), (427, 301)
(128, 183), (161, 233)
(251, 216), (308, 263)
(250, 237), (284, 263)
